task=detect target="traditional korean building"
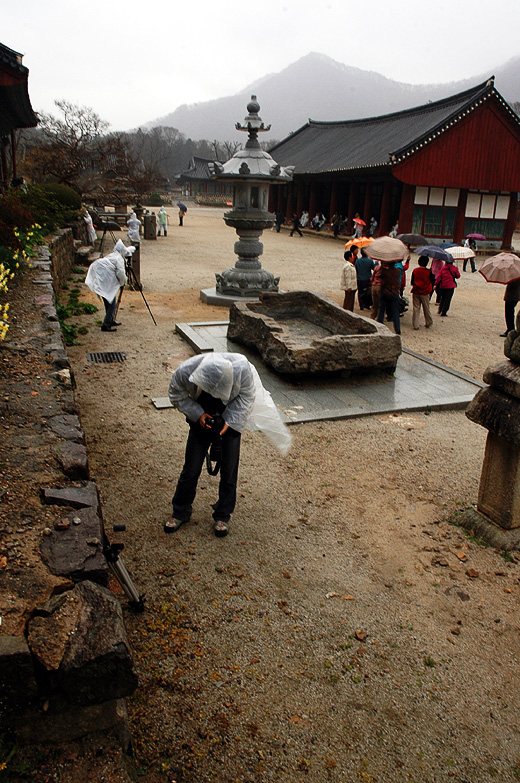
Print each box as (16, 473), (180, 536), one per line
(178, 156), (233, 205)
(0, 42), (38, 190)
(268, 78), (520, 248)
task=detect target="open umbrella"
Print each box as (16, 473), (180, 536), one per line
(344, 237), (374, 250)
(444, 246), (476, 260)
(397, 233), (427, 245)
(414, 245), (454, 263)
(479, 253), (520, 284)
(440, 242), (458, 249)
(177, 202), (187, 211)
(466, 233), (485, 240)
(366, 236), (407, 262)
(353, 218), (366, 226)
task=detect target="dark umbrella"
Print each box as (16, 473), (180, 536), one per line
(397, 233), (427, 245)
(177, 202), (187, 211)
(440, 242), (458, 249)
(414, 245), (454, 263)
(466, 233), (485, 240)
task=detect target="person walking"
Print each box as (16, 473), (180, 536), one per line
(354, 248), (376, 310)
(290, 213), (303, 237)
(274, 211), (284, 233)
(369, 262), (382, 320)
(410, 257), (434, 329)
(436, 259), (460, 316)
(157, 207), (168, 237)
(377, 262), (402, 334)
(341, 250), (357, 311)
(178, 204), (187, 226)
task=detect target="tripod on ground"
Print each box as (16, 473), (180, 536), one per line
(98, 220), (120, 255)
(115, 259), (157, 326)
(103, 529), (145, 612)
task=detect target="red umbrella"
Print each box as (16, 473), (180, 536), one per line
(353, 218), (366, 225)
(466, 233), (486, 240)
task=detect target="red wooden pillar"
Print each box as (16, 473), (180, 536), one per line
(363, 181), (372, 230)
(268, 185), (277, 213)
(398, 183), (415, 233)
(347, 181), (357, 234)
(296, 181), (305, 218)
(286, 185), (294, 221)
(329, 180), (338, 220)
(277, 185), (284, 213)
(10, 132), (17, 181)
(502, 192), (518, 249)
(308, 181), (318, 220)
(453, 189), (468, 244)
(379, 177), (392, 235)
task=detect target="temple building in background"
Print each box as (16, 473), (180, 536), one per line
(268, 78), (520, 248)
(0, 42), (38, 190)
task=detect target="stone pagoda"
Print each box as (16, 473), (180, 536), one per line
(200, 96), (293, 304)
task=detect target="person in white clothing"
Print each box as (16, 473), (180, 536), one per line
(85, 240), (134, 332)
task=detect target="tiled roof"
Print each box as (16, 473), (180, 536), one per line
(179, 156), (213, 181)
(270, 79), (519, 175)
(0, 42), (38, 135)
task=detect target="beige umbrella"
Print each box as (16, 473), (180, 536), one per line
(445, 246), (476, 260)
(367, 236), (407, 262)
(479, 253), (520, 284)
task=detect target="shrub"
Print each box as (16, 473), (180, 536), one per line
(144, 192), (164, 207)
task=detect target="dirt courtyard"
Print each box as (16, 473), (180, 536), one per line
(61, 207), (520, 783)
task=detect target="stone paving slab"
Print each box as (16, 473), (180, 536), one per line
(156, 321), (485, 424)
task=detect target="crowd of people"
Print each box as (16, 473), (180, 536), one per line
(340, 241), (465, 334)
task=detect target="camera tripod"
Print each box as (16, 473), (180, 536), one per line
(115, 260), (157, 326)
(103, 528), (145, 612)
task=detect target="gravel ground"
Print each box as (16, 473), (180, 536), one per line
(43, 209), (520, 781)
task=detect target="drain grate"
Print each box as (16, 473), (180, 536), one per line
(87, 351), (126, 364)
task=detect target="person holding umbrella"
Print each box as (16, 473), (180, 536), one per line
(177, 202), (188, 226)
(435, 258), (460, 316)
(479, 252), (520, 336)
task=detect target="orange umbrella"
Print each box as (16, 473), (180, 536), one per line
(344, 237), (374, 250)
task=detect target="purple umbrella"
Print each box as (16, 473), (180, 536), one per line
(466, 233), (486, 240)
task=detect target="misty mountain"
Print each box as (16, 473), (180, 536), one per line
(145, 52), (520, 143)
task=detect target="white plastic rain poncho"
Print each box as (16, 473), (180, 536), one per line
(83, 211), (97, 245)
(85, 240), (134, 304)
(127, 212), (141, 243)
(168, 353), (292, 454)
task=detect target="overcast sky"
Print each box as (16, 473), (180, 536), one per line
(3, 0), (519, 132)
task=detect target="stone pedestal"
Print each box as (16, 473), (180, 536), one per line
(143, 214), (156, 240)
(466, 360), (520, 533)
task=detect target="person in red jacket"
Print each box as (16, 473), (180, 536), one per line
(410, 257), (435, 329)
(435, 259), (461, 317)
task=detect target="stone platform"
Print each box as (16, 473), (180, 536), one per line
(157, 321), (485, 423)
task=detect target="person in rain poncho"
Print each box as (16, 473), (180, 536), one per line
(127, 212), (141, 243)
(166, 352), (291, 538)
(85, 240), (134, 332)
(83, 211), (97, 245)
(156, 207), (168, 237)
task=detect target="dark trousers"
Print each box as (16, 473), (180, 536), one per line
(438, 288), (454, 315)
(505, 301), (517, 332)
(357, 279), (371, 310)
(463, 258), (476, 272)
(172, 423), (241, 523)
(377, 292), (401, 334)
(102, 296), (118, 328)
(290, 227), (302, 236)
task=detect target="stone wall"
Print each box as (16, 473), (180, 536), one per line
(0, 228), (137, 750)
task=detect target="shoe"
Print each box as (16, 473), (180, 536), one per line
(111, 321), (121, 327)
(213, 520), (229, 538)
(164, 517), (188, 534)
(500, 331), (510, 337)
(101, 325), (117, 332)
(413, 326), (419, 330)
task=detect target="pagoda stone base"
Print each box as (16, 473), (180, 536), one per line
(455, 508), (520, 550)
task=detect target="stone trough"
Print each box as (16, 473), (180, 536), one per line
(227, 290), (401, 375)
